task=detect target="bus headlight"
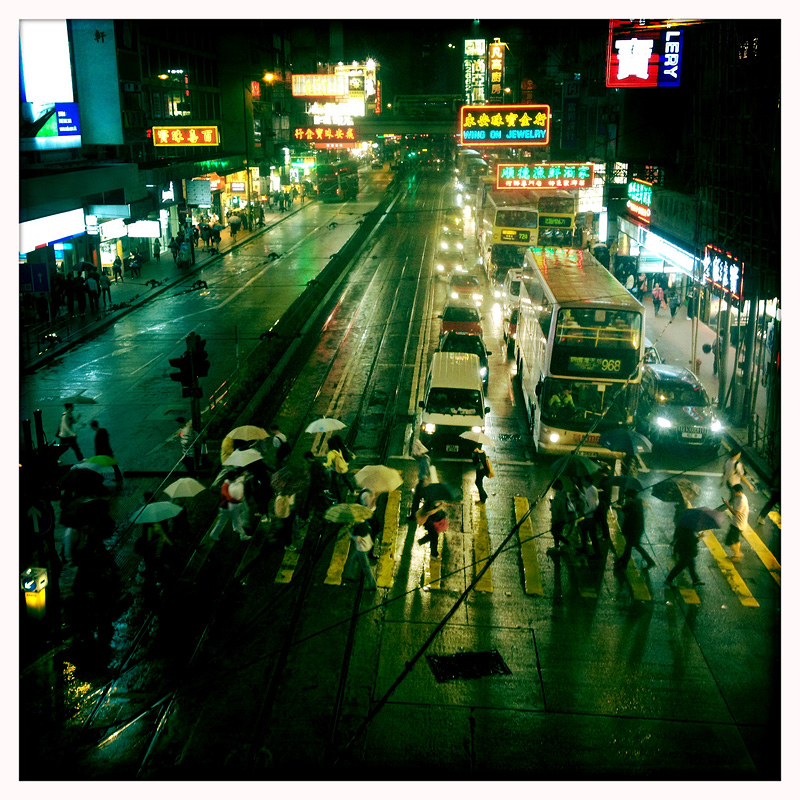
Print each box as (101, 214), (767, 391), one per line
(472, 293), (483, 301)
(451, 292), (459, 300)
(479, 367), (487, 377)
(656, 416), (672, 428)
(471, 426), (482, 433)
(423, 423), (436, 434)
(456, 243), (464, 251)
(710, 419), (723, 432)
(441, 241), (449, 250)
(436, 263), (444, 272)
(549, 432), (560, 443)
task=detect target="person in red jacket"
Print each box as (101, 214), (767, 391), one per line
(209, 469), (252, 542)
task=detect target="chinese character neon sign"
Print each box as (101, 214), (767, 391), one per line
(293, 125), (356, 144)
(152, 126), (219, 146)
(703, 244), (744, 299)
(459, 104), (549, 147)
(489, 40), (505, 101)
(626, 178), (652, 222)
(496, 162), (594, 190)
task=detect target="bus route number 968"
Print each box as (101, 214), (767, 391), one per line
(569, 356), (622, 374)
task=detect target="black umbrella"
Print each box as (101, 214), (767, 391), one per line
(650, 480), (685, 504)
(678, 507), (728, 532)
(550, 454), (604, 478)
(599, 428), (652, 455)
(419, 482), (462, 505)
(610, 475), (644, 494)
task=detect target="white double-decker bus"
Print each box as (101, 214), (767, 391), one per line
(514, 246), (645, 455)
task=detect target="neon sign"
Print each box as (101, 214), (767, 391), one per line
(496, 162), (593, 190)
(293, 125), (356, 143)
(626, 179), (652, 222)
(153, 126), (219, 146)
(606, 20), (684, 87)
(460, 104), (550, 147)
(488, 40), (505, 101)
(703, 245), (744, 299)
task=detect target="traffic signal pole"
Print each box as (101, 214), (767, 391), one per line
(169, 331), (210, 471)
(187, 332), (203, 470)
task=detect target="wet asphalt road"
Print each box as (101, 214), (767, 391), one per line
(19, 166), (780, 780)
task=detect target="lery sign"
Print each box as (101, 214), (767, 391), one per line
(606, 20), (683, 87)
(459, 104), (550, 147)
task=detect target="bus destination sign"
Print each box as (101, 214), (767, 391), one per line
(496, 162), (594, 190)
(460, 104), (550, 147)
(500, 229), (532, 244)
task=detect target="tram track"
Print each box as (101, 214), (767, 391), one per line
(61, 169), (448, 778)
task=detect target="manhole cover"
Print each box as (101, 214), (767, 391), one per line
(426, 649), (511, 683)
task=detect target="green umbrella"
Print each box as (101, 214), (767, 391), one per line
(86, 455), (118, 466)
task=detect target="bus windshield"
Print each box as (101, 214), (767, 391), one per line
(541, 378), (628, 428)
(491, 244), (526, 268)
(496, 209), (538, 228)
(538, 196), (576, 214)
(550, 308), (642, 380)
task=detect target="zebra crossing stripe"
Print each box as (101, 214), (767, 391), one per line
(514, 497), (543, 596)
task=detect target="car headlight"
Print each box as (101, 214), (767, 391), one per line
(480, 367), (487, 377)
(656, 416), (672, 428)
(441, 242), (448, 250)
(549, 432), (560, 443)
(443, 226), (450, 232)
(471, 426), (482, 433)
(472, 293), (482, 301)
(456, 265), (465, 272)
(451, 292), (459, 300)
(710, 419), (723, 432)
(423, 423), (436, 434)
(436, 264), (444, 272)
(456, 243), (464, 251)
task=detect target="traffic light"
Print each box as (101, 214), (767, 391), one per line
(169, 352), (193, 388)
(191, 336), (210, 378)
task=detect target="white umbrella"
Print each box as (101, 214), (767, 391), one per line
(223, 448), (263, 467)
(354, 465), (403, 494)
(459, 431), (496, 449)
(163, 477), (206, 499)
(132, 501), (183, 524)
(305, 417), (346, 434)
(411, 439), (429, 457)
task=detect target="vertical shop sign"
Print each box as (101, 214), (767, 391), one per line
(488, 40), (505, 102)
(463, 39), (487, 104)
(561, 80), (579, 149)
(703, 245), (744, 299)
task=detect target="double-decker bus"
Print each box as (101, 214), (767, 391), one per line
(536, 190), (581, 247)
(316, 159), (359, 202)
(475, 183), (539, 282)
(514, 246), (644, 455)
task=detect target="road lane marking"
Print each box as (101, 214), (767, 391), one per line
(472, 499), (493, 593)
(607, 509), (652, 602)
(741, 525), (781, 586)
(701, 532), (760, 607)
(376, 491), (401, 588)
(514, 497), (543, 596)
(274, 549), (300, 583)
(324, 525), (352, 585)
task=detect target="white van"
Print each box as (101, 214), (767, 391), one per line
(418, 352), (490, 455)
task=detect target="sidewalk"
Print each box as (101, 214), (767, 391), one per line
(642, 295), (774, 483)
(21, 200), (312, 373)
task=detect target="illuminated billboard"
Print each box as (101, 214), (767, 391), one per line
(292, 74), (348, 97)
(19, 20), (82, 151)
(703, 245), (744, 299)
(497, 162), (594, 190)
(627, 179), (653, 222)
(460, 104), (550, 147)
(488, 40), (506, 102)
(463, 39), (487, 104)
(152, 126), (219, 146)
(293, 125), (356, 144)
(606, 20), (684, 87)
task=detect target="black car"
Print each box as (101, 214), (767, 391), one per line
(636, 363), (724, 451)
(437, 331), (491, 387)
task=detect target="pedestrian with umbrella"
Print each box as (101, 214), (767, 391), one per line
(89, 420), (123, 484)
(548, 479), (577, 553)
(326, 434), (356, 501)
(57, 402), (84, 462)
(407, 439), (431, 521)
(471, 445), (493, 503)
(614, 488), (656, 571)
(342, 521), (377, 589)
(416, 500), (447, 560)
(132, 497), (182, 597)
(664, 525), (704, 588)
(298, 450), (333, 521)
(208, 468), (253, 543)
(577, 474), (602, 557)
